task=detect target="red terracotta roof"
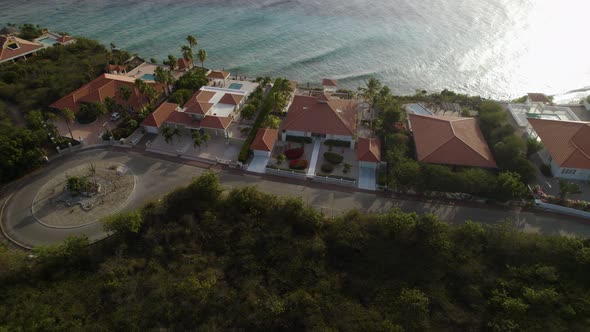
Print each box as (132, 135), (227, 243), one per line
(208, 70), (230, 80)
(218, 93), (243, 105)
(56, 35), (74, 44)
(527, 93), (550, 103)
(201, 116), (232, 130)
(528, 118), (590, 169)
(284, 95), (357, 136)
(177, 58), (190, 70)
(251, 128), (279, 152)
(164, 111), (196, 127)
(195, 90), (216, 103)
(141, 102), (178, 128)
(322, 79), (337, 87)
(0, 35), (43, 62)
(409, 114), (496, 168)
(49, 73), (163, 112)
(357, 138), (381, 163)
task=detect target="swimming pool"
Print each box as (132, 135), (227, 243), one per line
(228, 83), (243, 90)
(141, 74), (156, 81)
(406, 103), (433, 115)
(37, 37), (58, 45)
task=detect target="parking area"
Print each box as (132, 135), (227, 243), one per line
(146, 131), (242, 162)
(53, 114), (121, 145)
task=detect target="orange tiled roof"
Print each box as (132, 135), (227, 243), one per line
(218, 93), (243, 105)
(49, 73), (163, 112)
(0, 34), (43, 62)
(164, 111), (196, 127)
(322, 78), (337, 87)
(284, 95), (357, 136)
(201, 115), (232, 130)
(208, 70), (230, 79)
(357, 138), (381, 163)
(529, 118), (590, 169)
(56, 35), (74, 44)
(195, 90), (216, 103)
(409, 114), (496, 168)
(141, 102), (178, 128)
(251, 128), (278, 152)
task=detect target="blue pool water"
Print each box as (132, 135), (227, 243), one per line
(406, 103), (433, 115)
(228, 83), (243, 90)
(38, 37), (57, 45)
(141, 74), (156, 81)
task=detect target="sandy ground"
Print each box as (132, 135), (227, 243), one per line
(31, 162), (134, 227)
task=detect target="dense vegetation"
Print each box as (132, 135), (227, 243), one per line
(0, 36), (129, 183)
(1, 172), (589, 331)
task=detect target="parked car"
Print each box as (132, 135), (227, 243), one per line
(110, 112), (121, 121)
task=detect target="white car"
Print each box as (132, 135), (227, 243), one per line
(110, 112), (121, 121)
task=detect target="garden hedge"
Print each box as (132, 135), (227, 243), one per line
(324, 152), (343, 164)
(286, 135), (313, 144)
(324, 139), (351, 148)
(321, 163), (334, 173)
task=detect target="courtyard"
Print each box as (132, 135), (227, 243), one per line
(146, 130), (242, 163)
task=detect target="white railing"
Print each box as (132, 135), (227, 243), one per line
(265, 166), (307, 179)
(313, 175), (356, 187)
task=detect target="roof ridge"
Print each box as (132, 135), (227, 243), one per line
(569, 123), (590, 161)
(327, 100), (355, 135)
(421, 135), (455, 161)
(449, 119), (491, 161)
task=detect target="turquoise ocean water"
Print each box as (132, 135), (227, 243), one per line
(1, 0), (589, 100)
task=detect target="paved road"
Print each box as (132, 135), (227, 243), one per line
(3, 149), (590, 248)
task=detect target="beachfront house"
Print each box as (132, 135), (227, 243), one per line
(0, 34), (44, 65)
(408, 113), (496, 168)
(507, 100), (579, 137)
(207, 70), (230, 87)
(322, 78), (338, 93)
(177, 58), (191, 72)
(528, 118), (590, 180)
(526, 92), (551, 105)
(34, 32), (76, 47)
(50, 73), (164, 113)
(141, 102), (179, 134)
(282, 92), (358, 147)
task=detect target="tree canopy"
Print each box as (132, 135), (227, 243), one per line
(1, 172), (590, 331)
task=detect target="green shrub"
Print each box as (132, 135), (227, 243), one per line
(289, 159), (308, 170)
(324, 152), (343, 164)
(321, 163), (334, 173)
(286, 135), (312, 144)
(324, 139), (350, 148)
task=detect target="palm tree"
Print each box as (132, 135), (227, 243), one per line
(186, 35), (198, 49)
(197, 49), (207, 72)
(202, 132), (211, 146)
(358, 77), (382, 111)
(161, 126), (180, 144)
(60, 108), (75, 140)
(134, 79), (148, 108)
(118, 85), (132, 109)
(181, 45), (194, 68)
(167, 54), (177, 71)
(153, 67), (170, 95)
(192, 131), (203, 150)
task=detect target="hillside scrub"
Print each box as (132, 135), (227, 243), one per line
(1, 172), (590, 331)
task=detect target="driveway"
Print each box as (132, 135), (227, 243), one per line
(4, 149), (590, 248)
(358, 167), (376, 190)
(247, 155), (269, 174)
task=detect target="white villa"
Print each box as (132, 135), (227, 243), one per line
(508, 100), (579, 137)
(322, 78), (338, 93)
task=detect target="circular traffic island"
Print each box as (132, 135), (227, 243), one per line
(31, 162), (135, 228)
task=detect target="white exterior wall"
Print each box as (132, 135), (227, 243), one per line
(359, 161), (378, 169)
(540, 149), (590, 180)
(323, 86), (337, 93)
(253, 150), (271, 158)
(143, 125), (158, 134)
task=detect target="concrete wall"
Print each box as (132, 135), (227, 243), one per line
(540, 149), (590, 180)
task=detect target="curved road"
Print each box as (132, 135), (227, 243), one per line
(3, 149), (590, 248)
